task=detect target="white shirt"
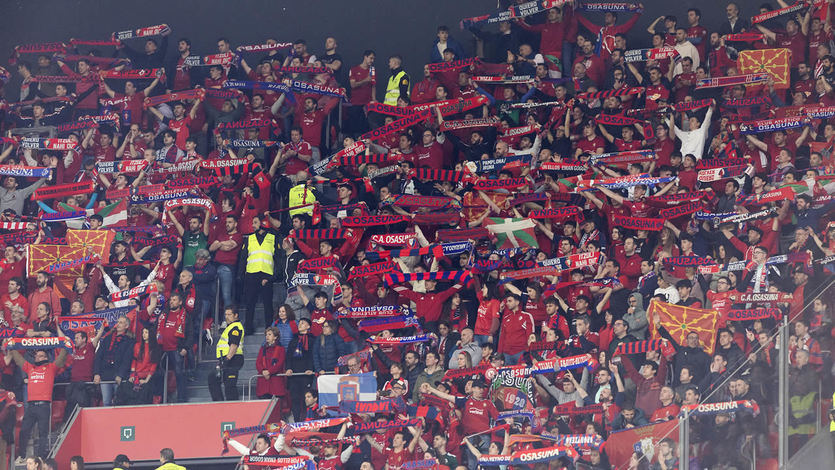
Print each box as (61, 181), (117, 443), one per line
(673, 40), (700, 75)
(670, 107), (713, 159)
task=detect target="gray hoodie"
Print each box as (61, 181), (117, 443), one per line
(622, 292), (649, 340)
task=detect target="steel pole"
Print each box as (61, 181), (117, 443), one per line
(778, 314), (789, 468)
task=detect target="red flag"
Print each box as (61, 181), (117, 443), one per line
(647, 300), (720, 355)
(604, 420), (679, 468)
(737, 48), (790, 90)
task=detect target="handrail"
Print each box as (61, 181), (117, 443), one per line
(246, 371), (336, 401)
(645, 275), (835, 470)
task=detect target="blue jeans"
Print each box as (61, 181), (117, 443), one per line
(100, 382), (116, 406)
(466, 434), (490, 470)
(474, 334), (492, 347)
(164, 350), (189, 402)
(216, 264), (235, 309)
(504, 351), (524, 365)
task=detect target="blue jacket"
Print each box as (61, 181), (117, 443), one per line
(431, 36), (467, 63)
(312, 333), (345, 372)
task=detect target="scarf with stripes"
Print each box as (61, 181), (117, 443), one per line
(386, 194), (459, 210)
(368, 334), (431, 345)
(32, 181), (95, 201)
(360, 110), (430, 142)
(426, 58), (479, 73)
(410, 168), (472, 182)
(200, 158), (260, 176)
(337, 305), (403, 319)
(436, 227), (491, 241)
(382, 270), (471, 287)
(696, 73), (769, 89)
(576, 86), (644, 100)
(357, 315), (421, 333)
(350, 418), (422, 434)
(612, 339), (670, 356)
(222, 79), (291, 94)
(143, 88), (205, 109)
(292, 229), (345, 240)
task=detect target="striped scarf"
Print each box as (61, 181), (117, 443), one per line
(576, 86), (644, 100)
(382, 271), (471, 287)
(292, 229), (345, 239)
(410, 168), (471, 182)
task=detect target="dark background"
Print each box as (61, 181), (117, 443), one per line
(0, 0), (769, 96)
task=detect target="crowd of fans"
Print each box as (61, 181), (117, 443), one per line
(0, 0), (833, 469)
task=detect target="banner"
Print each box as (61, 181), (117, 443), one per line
(316, 373), (378, 408)
(605, 420), (679, 469)
(647, 300), (720, 355)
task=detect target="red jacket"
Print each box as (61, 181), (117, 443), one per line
(130, 342), (157, 380)
(256, 343), (287, 397)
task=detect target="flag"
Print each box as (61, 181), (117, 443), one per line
(60, 199), (128, 229)
(543, 54), (562, 79)
(605, 420), (679, 469)
(27, 244), (86, 278)
(316, 373), (378, 408)
(482, 217), (539, 249)
(647, 300), (720, 355)
(737, 48), (790, 90)
(66, 229), (115, 260)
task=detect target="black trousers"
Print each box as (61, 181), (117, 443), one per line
(64, 382), (94, 421)
(288, 376), (314, 422)
(19, 401), (50, 457)
(208, 355), (244, 401)
(244, 272), (273, 332)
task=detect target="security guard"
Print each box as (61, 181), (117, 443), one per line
(238, 214), (279, 334)
(287, 178), (316, 219)
(209, 306), (244, 401)
(384, 55), (410, 105)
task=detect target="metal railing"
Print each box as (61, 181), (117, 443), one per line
(670, 275), (835, 470)
(245, 371), (335, 401)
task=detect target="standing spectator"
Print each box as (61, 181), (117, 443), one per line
(5, 345), (68, 460)
(93, 316), (135, 406)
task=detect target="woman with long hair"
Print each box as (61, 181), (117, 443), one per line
(116, 325), (160, 404)
(271, 304), (298, 348)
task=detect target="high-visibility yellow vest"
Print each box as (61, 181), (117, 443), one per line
(216, 320), (244, 359)
(288, 184), (315, 217)
(245, 232), (275, 275)
(384, 70), (409, 105)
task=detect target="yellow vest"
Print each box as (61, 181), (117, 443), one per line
(384, 70), (409, 105)
(246, 232), (275, 275)
(216, 320), (244, 359)
(288, 184), (315, 216)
